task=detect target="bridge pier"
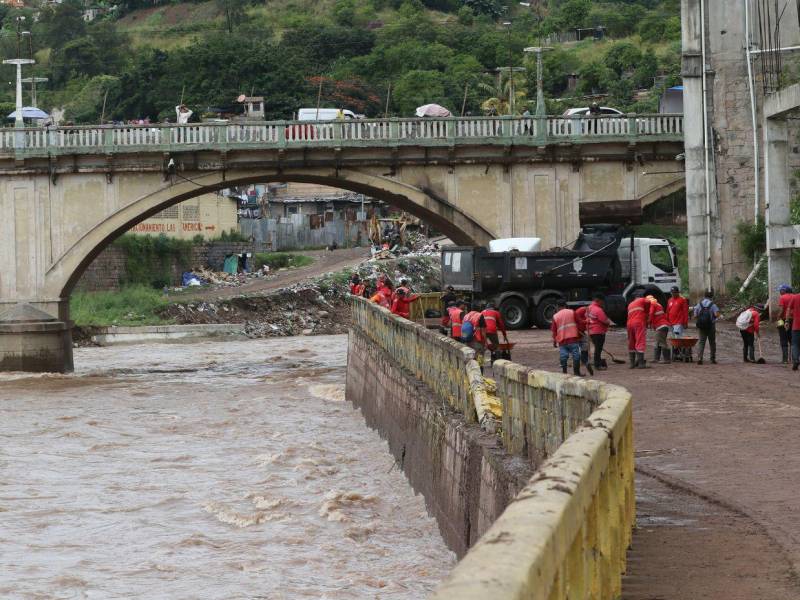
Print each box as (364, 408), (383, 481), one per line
(0, 303), (73, 373)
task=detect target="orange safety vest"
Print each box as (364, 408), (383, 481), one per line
(448, 306), (463, 338)
(552, 308), (579, 345)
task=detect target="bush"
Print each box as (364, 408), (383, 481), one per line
(113, 234), (195, 289)
(253, 252), (314, 270)
(70, 284), (171, 326)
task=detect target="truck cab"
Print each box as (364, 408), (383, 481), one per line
(617, 237), (680, 298)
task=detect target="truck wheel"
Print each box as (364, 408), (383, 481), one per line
(500, 298), (529, 330)
(535, 296), (560, 329)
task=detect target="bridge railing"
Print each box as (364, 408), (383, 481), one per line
(350, 298), (635, 599)
(0, 114), (682, 155)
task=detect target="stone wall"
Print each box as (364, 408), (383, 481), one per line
(75, 242), (256, 292)
(347, 298), (635, 598)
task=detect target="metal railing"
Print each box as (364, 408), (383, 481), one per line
(0, 114), (683, 156)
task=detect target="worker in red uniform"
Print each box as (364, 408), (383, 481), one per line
(648, 295), (671, 363)
(586, 293), (612, 370)
(369, 278), (393, 308)
(785, 291), (800, 371)
(462, 304), (487, 354)
(390, 288), (420, 319)
(776, 284), (794, 364)
(448, 301), (467, 341)
(349, 274), (366, 297)
(738, 304), (761, 363)
(666, 286), (690, 361)
(627, 290), (650, 369)
(574, 304), (594, 376)
(480, 302), (508, 350)
(551, 299), (583, 375)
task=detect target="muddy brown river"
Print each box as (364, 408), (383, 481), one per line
(0, 335), (455, 599)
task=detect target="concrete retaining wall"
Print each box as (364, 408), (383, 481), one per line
(240, 217), (368, 251)
(346, 298), (634, 598)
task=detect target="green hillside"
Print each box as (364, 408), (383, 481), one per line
(0, 0), (681, 123)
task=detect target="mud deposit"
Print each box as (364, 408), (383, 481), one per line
(0, 335), (455, 599)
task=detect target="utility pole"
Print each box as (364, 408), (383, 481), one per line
(502, 21), (514, 114)
(523, 46), (552, 117)
(21, 76), (48, 107)
(3, 18), (34, 132)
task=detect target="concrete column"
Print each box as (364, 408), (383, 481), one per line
(682, 0), (712, 298)
(764, 97), (795, 317)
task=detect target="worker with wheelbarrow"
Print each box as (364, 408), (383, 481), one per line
(667, 286), (690, 362)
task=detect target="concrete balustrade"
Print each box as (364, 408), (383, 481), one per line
(349, 298), (634, 599)
(0, 114), (683, 157)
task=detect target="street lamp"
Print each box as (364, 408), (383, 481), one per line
(524, 46), (552, 117)
(502, 21), (516, 114)
(3, 21), (35, 132)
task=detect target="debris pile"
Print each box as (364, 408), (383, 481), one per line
(161, 253), (443, 338)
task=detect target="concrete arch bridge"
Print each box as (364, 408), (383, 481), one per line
(0, 115), (684, 371)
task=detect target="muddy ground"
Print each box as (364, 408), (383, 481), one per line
(509, 323), (800, 598)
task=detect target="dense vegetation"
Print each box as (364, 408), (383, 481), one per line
(0, 0), (681, 123)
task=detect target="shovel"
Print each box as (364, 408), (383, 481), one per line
(603, 349), (627, 365)
(756, 335), (767, 364)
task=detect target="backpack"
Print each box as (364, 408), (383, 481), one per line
(736, 309), (753, 330)
(460, 320), (475, 342)
(696, 304), (714, 331)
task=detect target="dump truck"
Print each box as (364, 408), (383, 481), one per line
(441, 225), (680, 329)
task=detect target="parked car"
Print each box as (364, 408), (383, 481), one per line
(562, 106), (624, 117)
(297, 108), (359, 121)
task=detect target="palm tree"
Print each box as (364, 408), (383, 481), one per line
(478, 71), (528, 115)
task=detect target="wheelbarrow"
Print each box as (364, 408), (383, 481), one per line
(489, 342), (515, 364)
(669, 337), (698, 362)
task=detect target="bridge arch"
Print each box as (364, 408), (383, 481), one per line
(47, 168), (495, 300)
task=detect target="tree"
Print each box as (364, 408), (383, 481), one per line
(216, 0), (249, 33)
(392, 69), (447, 115)
(461, 0), (503, 19)
(577, 60), (612, 96)
(38, 0), (86, 51)
(551, 0), (590, 31)
(604, 42), (642, 77)
(478, 70), (527, 115)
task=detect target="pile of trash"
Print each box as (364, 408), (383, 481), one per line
(368, 232), (441, 261)
(172, 266), (275, 291)
(160, 254), (443, 338)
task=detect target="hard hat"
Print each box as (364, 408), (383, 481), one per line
(779, 284), (793, 294)
(670, 285), (680, 293)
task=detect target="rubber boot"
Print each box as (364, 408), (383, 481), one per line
(782, 348), (789, 364)
(654, 347), (662, 363)
(573, 361), (582, 377)
(743, 346), (750, 363)
(636, 352), (649, 369)
(629, 352), (636, 369)
(585, 361), (594, 376)
(748, 346), (756, 363)
(663, 348), (672, 363)
(561, 364), (568, 374)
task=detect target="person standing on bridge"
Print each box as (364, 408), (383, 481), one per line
(627, 290), (650, 369)
(586, 293), (613, 371)
(551, 299), (583, 376)
(648, 295), (671, 363)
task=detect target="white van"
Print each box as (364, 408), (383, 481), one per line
(297, 108), (358, 121)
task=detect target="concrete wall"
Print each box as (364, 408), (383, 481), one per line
(129, 192), (239, 240)
(347, 299), (635, 597)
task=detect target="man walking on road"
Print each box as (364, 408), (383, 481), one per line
(551, 299), (583, 376)
(776, 284), (794, 364)
(627, 290), (650, 369)
(693, 291), (721, 365)
(784, 291), (800, 371)
(586, 293), (612, 370)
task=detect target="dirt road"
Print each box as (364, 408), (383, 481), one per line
(509, 323), (800, 598)
(173, 247), (369, 302)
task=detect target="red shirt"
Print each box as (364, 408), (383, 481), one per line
(649, 300), (669, 330)
(448, 307), (464, 338)
(779, 293), (793, 321)
(463, 311), (486, 343)
(667, 296), (689, 327)
(551, 308), (580, 346)
(786, 294), (800, 330)
(481, 309), (506, 335)
(586, 301), (611, 335)
(575, 306), (588, 334)
(627, 297), (649, 328)
(744, 307), (761, 335)
(390, 294), (419, 318)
